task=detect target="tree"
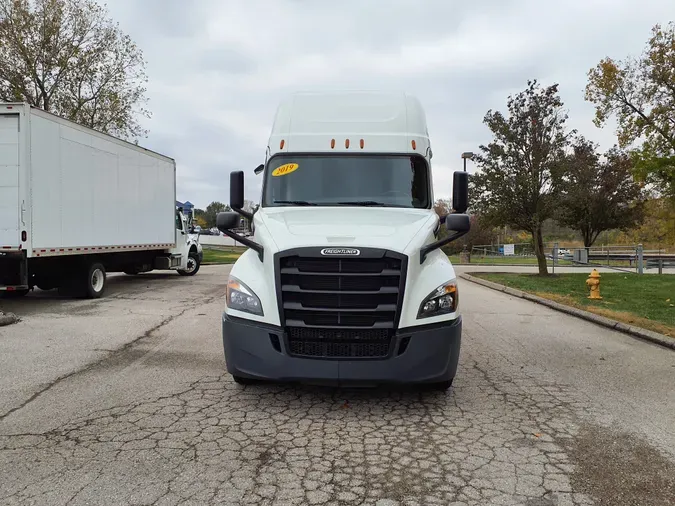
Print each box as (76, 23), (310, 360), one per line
(471, 80), (573, 275)
(433, 199), (498, 255)
(607, 197), (674, 247)
(433, 198), (452, 217)
(585, 22), (675, 199)
(0, 0), (150, 141)
(556, 137), (645, 247)
(193, 215), (208, 229)
(203, 201), (230, 228)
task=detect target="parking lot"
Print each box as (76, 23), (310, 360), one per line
(1, 265), (674, 506)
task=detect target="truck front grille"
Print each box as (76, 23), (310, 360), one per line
(287, 328), (391, 358)
(276, 249), (406, 359)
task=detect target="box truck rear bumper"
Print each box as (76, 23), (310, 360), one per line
(222, 313), (461, 385)
(0, 285), (29, 292)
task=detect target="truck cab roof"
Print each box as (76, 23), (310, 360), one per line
(267, 91), (431, 159)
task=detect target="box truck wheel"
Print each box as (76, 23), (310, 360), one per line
(424, 379), (454, 391)
(84, 262), (106, 298)
(178, 251), (200, 276)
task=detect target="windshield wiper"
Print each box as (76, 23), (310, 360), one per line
(273, 200), (317, 206)
(336, 201), (387, 206)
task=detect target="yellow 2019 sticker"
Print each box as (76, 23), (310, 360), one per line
(272, 163), (299, 176)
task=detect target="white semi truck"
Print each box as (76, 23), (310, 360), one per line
(216, 91), (470, 389)
(0, 103), (202, 298)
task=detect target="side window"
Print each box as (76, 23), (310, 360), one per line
(175, 212), (182, 230)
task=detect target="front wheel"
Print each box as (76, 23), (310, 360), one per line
(424, 378), (454, 392)
(232, 375), (258, 386)
(178, 251), (200, 276)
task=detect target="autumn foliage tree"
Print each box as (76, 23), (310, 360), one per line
(0, 0), (150, 140)
(585, 22), (675, 201)
(556, 137), (645, 247)
(204, 201), (230, 228)
(432, 198), (497, 254)
(471, 80), (573, 275)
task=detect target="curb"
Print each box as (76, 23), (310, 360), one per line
(0, 311), (19, 327)
(459, 272), (675, 351)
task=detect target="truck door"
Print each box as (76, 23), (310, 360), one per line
(0, 114), (20, 248)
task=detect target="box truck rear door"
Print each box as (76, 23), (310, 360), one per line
(0, 114), (20, 248)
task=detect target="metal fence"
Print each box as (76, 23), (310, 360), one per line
(469, 243), (675, 274)
(550, 244), (675, 274)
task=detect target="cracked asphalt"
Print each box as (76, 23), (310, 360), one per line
(0, 265), (674, 506)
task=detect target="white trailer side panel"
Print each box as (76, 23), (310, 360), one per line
(0, 113), (20, 248)
(29, 109), (176, 253)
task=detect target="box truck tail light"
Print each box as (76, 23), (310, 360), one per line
(330, 139), (335, 149)
(345, 139), (350, 149)
(21, 231), (27, 241)
(279, 139), (285, 149)
(360, 139), (364, 149)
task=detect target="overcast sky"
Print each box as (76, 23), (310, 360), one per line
(105, 0), (673, 209)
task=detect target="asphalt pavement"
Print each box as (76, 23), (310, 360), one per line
(0, 265), (673, 506)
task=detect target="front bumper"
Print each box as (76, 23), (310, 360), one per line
(221, 313), (462, 385)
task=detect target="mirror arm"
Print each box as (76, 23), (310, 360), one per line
(420, 229), (469, 264)
(232, 206), (253, 221)
(220, 227), (264, 262)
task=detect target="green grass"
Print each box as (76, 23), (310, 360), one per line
(474, 272), (675, 337)
(201, 247), (246, 264)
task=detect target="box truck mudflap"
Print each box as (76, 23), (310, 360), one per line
(216, 91), (471, 388)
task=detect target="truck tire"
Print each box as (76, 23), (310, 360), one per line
(425, 379), (454, 391)
(232, 375), (258, 386)
(178, 251), (200, 276)
(84, 262), (107, 298)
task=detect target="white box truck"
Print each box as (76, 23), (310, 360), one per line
(0, 103), (202, 298)
(215, 91), (470, 389)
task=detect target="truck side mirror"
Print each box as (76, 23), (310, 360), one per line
(452, 171), (468, 214)
(230, 171), (245, 210)
(445, 213), (470, 232)
(216, 212), (240, 232)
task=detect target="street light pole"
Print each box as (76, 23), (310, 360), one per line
(461, 151), (474, 172)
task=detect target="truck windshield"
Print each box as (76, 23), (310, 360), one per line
(262, 155), (431, 208)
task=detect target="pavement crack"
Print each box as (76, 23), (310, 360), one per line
(0, 295), (218, 423)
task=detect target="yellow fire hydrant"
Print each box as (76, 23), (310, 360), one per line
(586, 269), (602, 300)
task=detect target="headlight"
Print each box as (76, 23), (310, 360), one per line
(417, 280), (458, 319)
(226, 275), (263, 315)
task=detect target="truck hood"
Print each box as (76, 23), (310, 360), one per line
(257, 207), (436, 253)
